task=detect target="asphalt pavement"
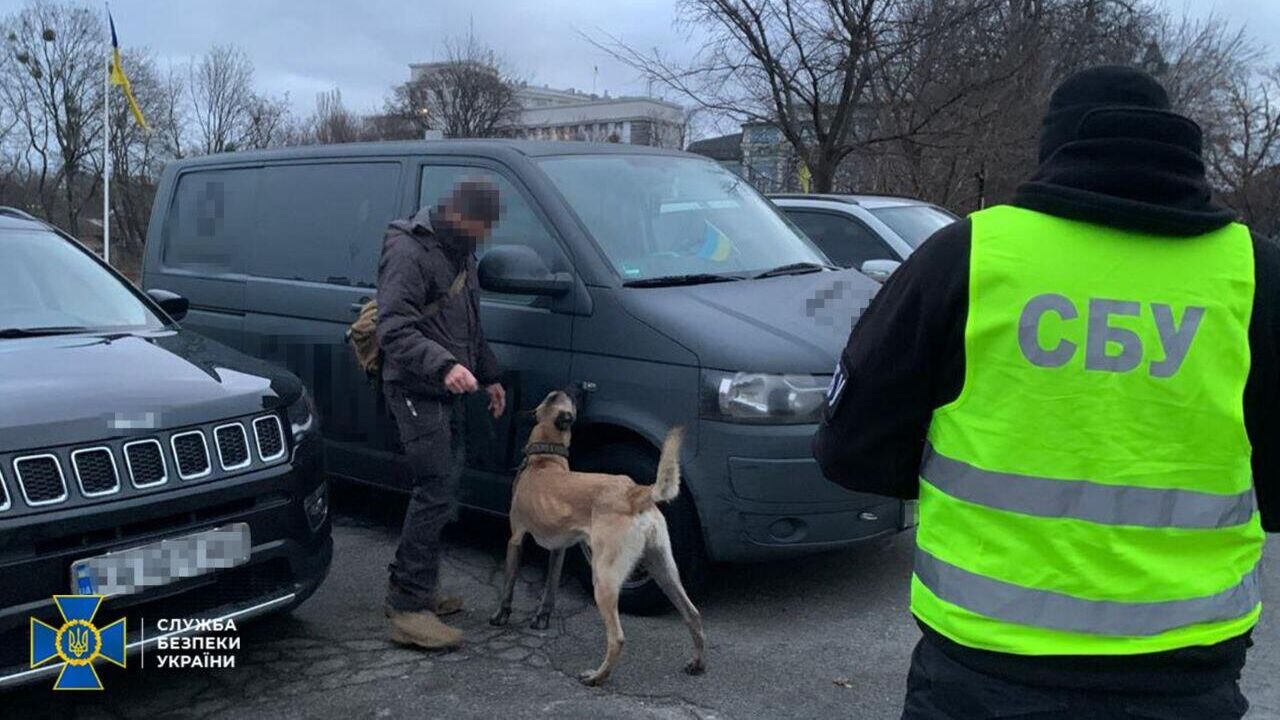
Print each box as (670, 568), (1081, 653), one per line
(10, 486), (1279, 719)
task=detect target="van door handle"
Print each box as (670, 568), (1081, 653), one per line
(349, 301), (367, 313)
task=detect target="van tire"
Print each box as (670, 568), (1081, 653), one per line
(572, 442), (706, 616)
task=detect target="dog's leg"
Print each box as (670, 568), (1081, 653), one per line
(645, 513), (706, 676)
(489, 527), (526, 627)
(579, 523), (643, 686)
(530, 548), (566, 630)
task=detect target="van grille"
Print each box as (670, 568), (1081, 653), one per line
(171, 432), (211, 479)
(215, 424), (250, 470)
(14, 455), (67, 505)
(125, 440), (167, 488)
(253, 416), (285, 461)
(73, 448), (119, 496)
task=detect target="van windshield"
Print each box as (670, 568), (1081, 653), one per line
(538, 155), (827, 282)
(0, 229), (164, 336)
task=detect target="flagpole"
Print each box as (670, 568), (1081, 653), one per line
(102, 2), (111, 266)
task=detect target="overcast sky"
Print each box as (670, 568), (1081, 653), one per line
(0, 0), (1274, 125)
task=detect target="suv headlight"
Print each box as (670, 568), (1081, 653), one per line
(700, 371), (829, 424)
(287, 387), (319, 442)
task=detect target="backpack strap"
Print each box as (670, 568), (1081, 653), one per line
(422, 267), (468, 318)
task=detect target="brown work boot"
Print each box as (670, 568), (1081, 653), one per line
(434, 593), (464, 617)
(388, 610), (463, 650)
(383, 592), (464, 618)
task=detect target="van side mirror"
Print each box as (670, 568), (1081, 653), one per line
(146, 288), (189, 322)
(860, 259), (901, 283)
(479, 245), (573, 296)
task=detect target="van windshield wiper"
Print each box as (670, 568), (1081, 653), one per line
(752, 262), (834, 279)
(0, 325), (91, 338)
(622, 273), (744, 288)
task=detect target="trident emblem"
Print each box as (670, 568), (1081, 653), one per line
(31, 595), (127, 690)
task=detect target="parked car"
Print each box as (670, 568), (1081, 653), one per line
(770, 194), (958, 281)
(142, 140), (912, 613)
(0, 209), (331, 688)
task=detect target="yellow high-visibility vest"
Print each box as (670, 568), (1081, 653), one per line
(912, 205), (1265, 655)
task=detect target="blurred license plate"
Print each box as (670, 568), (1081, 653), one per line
(69, 523), (251, 597)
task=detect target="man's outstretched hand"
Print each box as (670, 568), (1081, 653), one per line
(444, 364), (479, 394)
(486, 383), (506, 418)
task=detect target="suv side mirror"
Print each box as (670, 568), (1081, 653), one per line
(146, 288), (189, 322)
(860, 259), (901, 283)
(479, 245), (573, 296)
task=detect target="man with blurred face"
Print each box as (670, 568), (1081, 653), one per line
(376, 179), (506, 649)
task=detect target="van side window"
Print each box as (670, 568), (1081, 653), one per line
(162, 168), (259, 272)
(418, 166), (564, 303)
(251, 163), (400, 287)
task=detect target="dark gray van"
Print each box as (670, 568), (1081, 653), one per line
(142, 140), (909, 611)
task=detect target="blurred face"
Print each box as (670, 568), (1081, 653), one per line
(440, 207), (493, 247)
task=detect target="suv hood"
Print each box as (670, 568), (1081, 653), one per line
(617, 269), (879, 374)
(0, 329), (302, 452)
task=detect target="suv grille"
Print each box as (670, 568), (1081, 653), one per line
(171, 431), (211, 479)
(14, 455), (67, 505)
(72, 448), (119, 496)
(215, 424), (250, 470)
(253, 416), (285, 461)
(125, 440), (167, 488)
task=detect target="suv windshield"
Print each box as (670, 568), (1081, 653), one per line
(0, 229), (165, 334)
(538, 155), (827, 282)
(867, 205), (957, 248)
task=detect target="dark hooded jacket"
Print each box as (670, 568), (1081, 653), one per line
(813, 66), (1279, 693)
(375, 207), (500, 397)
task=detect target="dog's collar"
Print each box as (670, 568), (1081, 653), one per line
(524, 442), (570, 459)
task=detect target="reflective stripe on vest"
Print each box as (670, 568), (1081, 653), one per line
(915, 547), (1261, 637)
(911, 205), (1265, 656)
(922, 442), (1256, 529)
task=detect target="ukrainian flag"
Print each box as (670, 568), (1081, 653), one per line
(697, 220), (733, 262)
(108, 11), (148, 130)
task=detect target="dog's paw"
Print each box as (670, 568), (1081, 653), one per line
(488, 609), (511, 627)
(529, 612), (551, 630)
(684, 658), (706, 676)
(578, 670), (606, 687)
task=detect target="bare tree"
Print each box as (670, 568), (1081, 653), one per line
(598, 0), (1010, 192)
(188, 44), (255, 153)
(311, 88), (362, 144)
(387, 33), (521, 138)
(0, 0), (104, 232)
(243, 91), (296, 149)
(106, 48), (169, 249)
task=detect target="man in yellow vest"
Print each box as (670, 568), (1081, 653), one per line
(814, 65), (1276, 718)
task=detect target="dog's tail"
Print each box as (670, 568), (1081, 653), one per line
(651, 427), (684, 504)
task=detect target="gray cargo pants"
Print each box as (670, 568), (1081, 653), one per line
(384, 388), (466, 613)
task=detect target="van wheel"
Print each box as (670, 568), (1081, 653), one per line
(572, 442), (706, 616)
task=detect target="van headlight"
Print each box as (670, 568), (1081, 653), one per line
(288, 387), (319, 442)
(700, 371), (829, 424)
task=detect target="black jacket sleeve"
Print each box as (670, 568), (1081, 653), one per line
(812, 220), (971, 499)
(1248, 234), (1280, 532)
(376, 232), (457, 382)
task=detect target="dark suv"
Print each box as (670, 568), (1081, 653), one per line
(0, 209), (331, 688)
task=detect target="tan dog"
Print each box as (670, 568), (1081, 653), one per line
(489, 390), (706, 686)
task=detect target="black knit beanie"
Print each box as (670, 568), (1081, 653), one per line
(1039, 65), (1198, 163)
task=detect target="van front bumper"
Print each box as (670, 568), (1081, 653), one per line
(690, 420), (909, 563)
